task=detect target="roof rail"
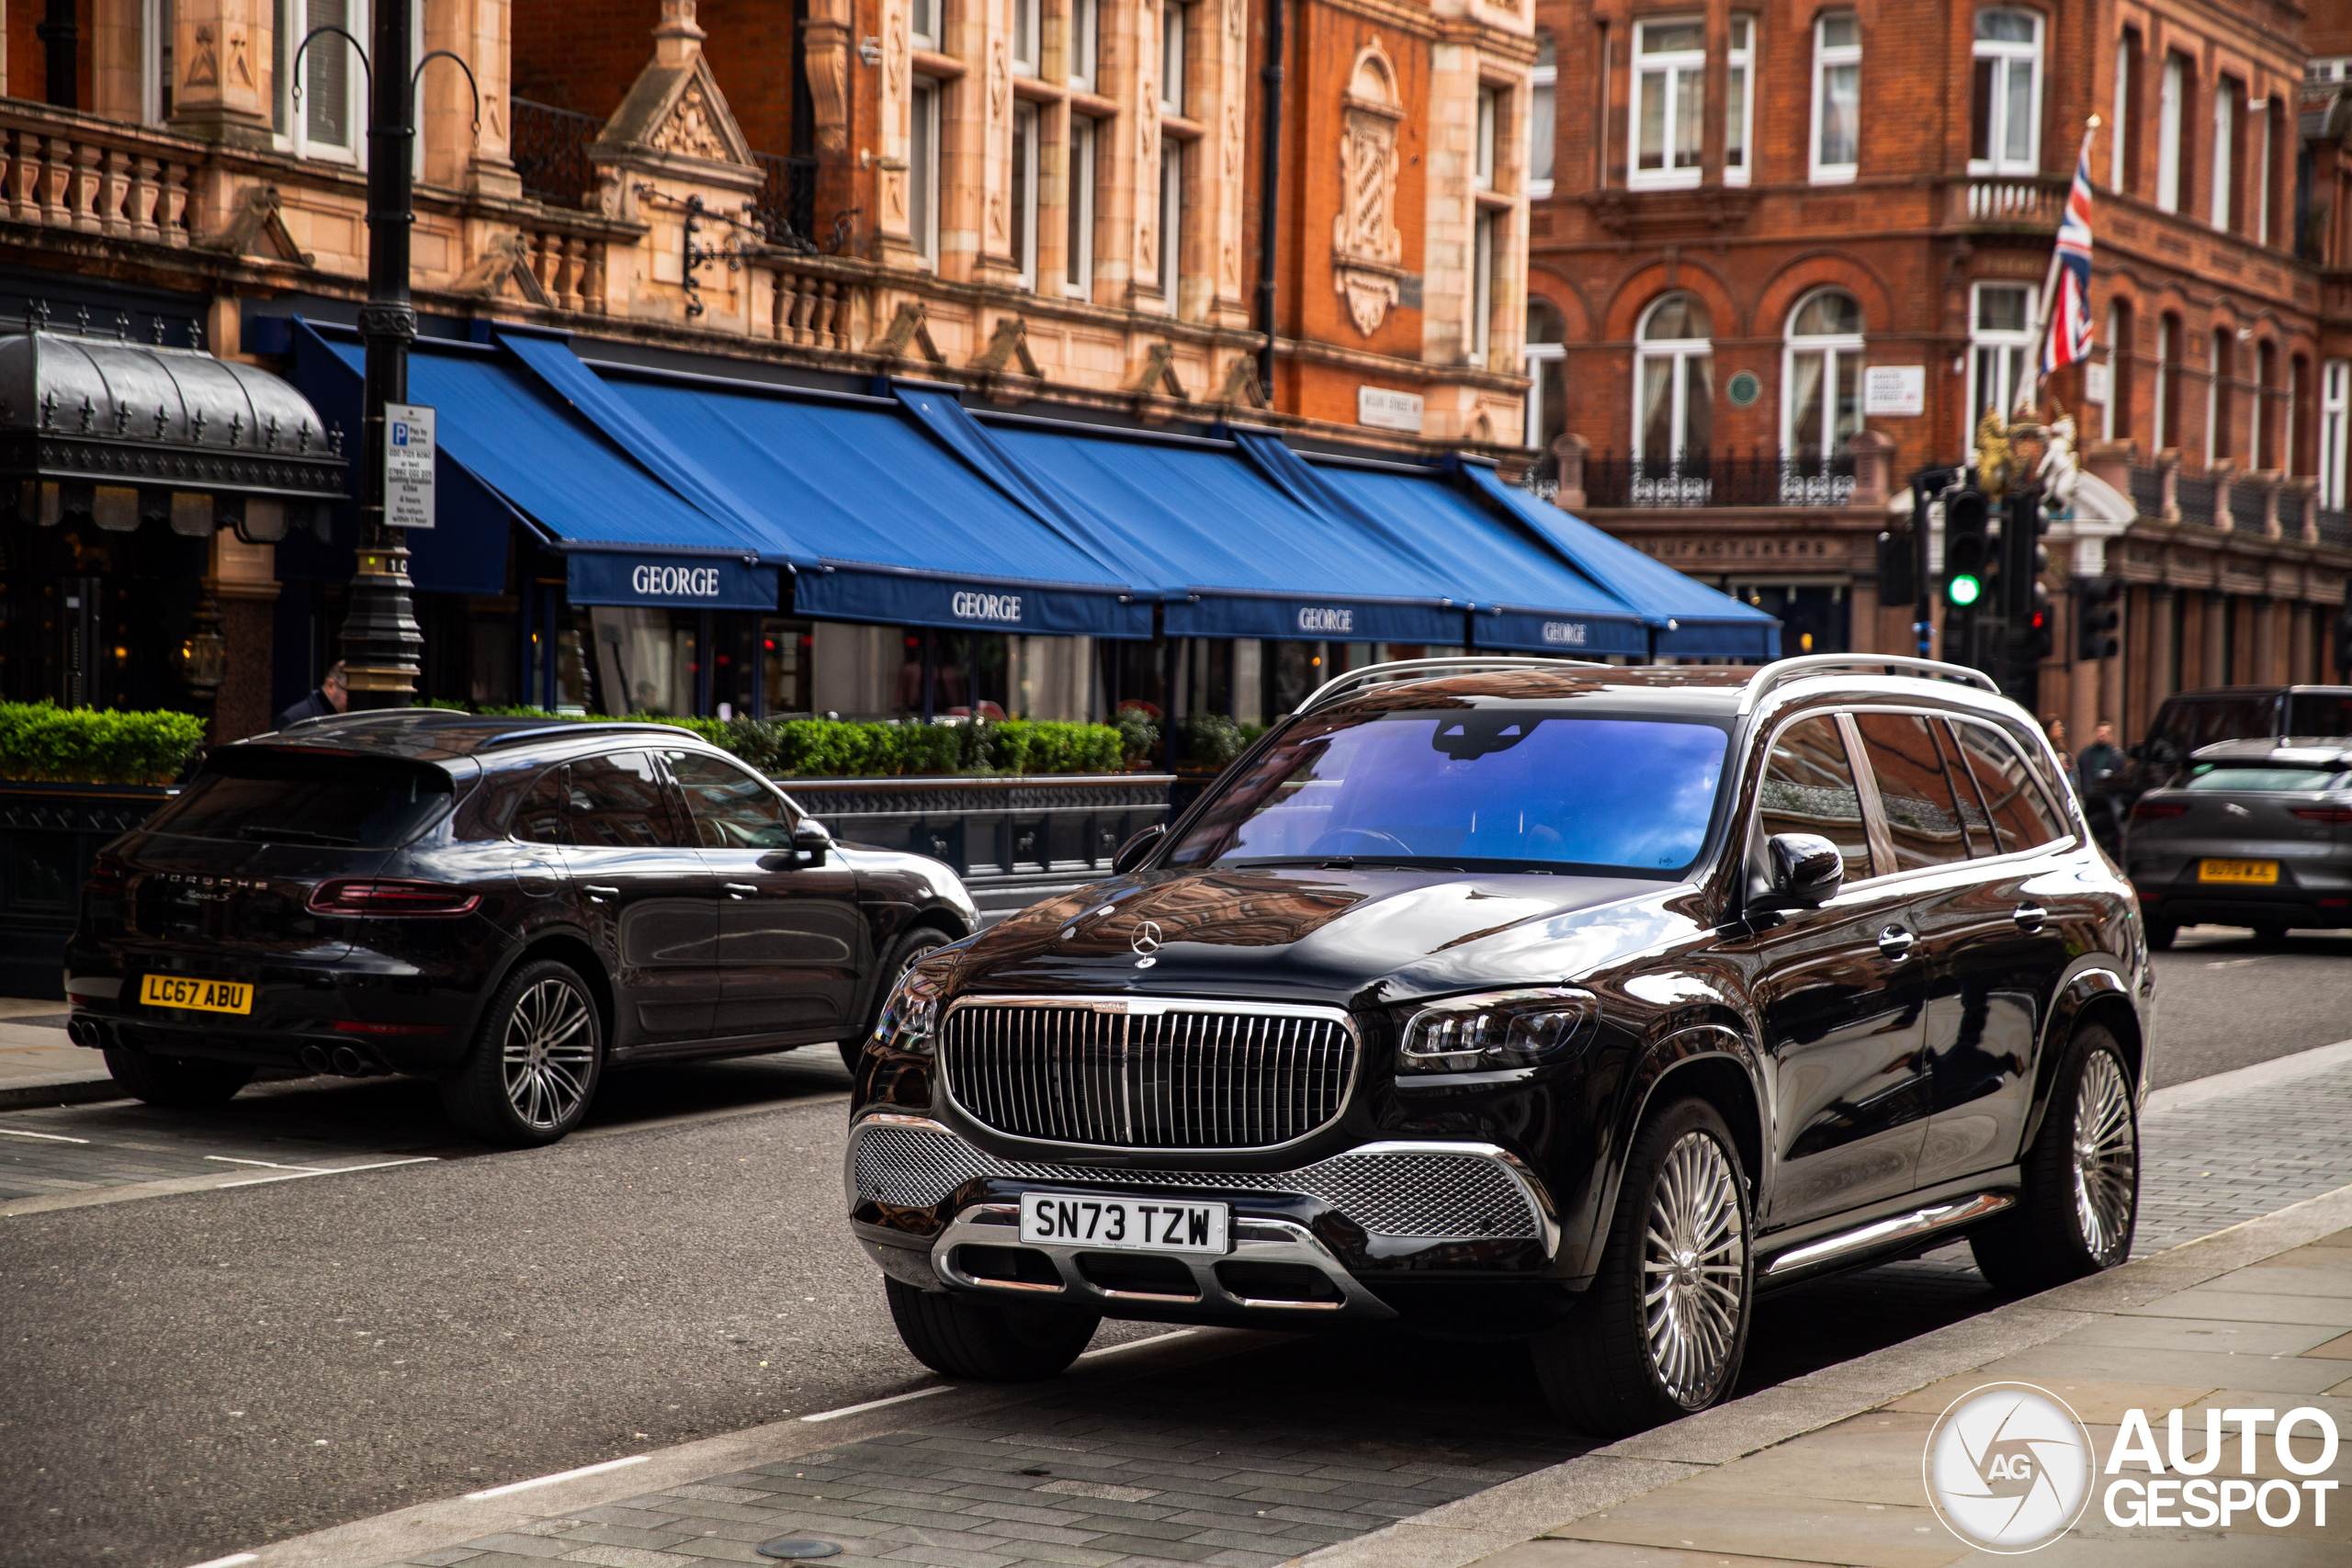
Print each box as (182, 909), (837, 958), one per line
(477, 721), (707, 749)
(1299, 656), (1609, 715)
(1737, 654), (2000, 715)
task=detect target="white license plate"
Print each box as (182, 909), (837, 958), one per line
(1018, 1192), (1228, 1254)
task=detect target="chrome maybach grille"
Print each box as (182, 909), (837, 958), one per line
(939, 998), (1358, 1151)
(850, 1120), (1544, 1241)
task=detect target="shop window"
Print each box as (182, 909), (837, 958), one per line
(1530, 31), (1555, 197)
(1732, 583), (1849, 658)
(1811, 11), (1860, 184)
(1782, 288), (1864, 461)
(1635, 293), (1713, 467)
(1631, 18), (1705, 189)
(1969, 9), (2042, 175)
(1968, 283), (2035, 441)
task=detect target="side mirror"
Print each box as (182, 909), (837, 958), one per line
(1112, 823), (1166, 875)
(792, 818), (832, 865)
(1755, 832), (1843, 911)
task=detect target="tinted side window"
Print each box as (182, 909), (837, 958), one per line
(2286, 692), (2352, 739)
(1755, 716), (1872, 882)
(512, 767), (571, 845)
(665, 750), (796, 850)
(1852, 713), (1973, 871)
(2194, 695), (2277, 747)
(568, 752), (682, 848)
(1931, 717), (1996, 850)
(1951, 721), (2067, 854)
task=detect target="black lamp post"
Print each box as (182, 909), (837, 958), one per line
(299, 3), (477, 712)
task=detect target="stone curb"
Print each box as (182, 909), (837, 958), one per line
(1282, 1177), (2352, 1568)
(0, 1073), (123, 1111)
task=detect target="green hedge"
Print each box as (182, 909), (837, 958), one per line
(0, 702), (208, 785)
(456, 709), (1125, 778)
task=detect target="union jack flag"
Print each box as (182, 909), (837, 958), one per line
(2041, 142), (2097, 376)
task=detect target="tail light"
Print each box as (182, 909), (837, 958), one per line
(308, 879), (481, 917)
(2289, 807), (2352, 825)
(82, 858), (129, 897)
(2132, 800), (2189, 820)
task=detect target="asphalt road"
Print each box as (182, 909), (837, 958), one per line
(2, 934), (2347, 1568)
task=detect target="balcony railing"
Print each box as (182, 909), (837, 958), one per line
(2176, 474), (2218, 527)
(2129, 464), (2164, 517)
(1516, 451), (1559, 502)
(753, 152), (821, 252)
(2319, 507), (2351, 547)
(1962, 177), (2065, 225)
(2228, 481), (2268, 532)
(1582, 451), (1856, 509)
(512, 98), (603, 209)
(0, 110), (201, 246)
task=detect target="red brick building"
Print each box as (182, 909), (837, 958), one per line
(1526, 0), (2352, 739)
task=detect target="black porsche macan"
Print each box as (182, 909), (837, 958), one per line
(64, 711), (977, 1145)
(844, 656), (2154, 1438)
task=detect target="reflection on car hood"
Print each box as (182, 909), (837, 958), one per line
(946, 866), (1701, 1008)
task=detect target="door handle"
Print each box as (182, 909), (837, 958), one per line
(1876, 925), (1915, 962)
(2013, 903), (2047, 932)
(724, 883), (760, 899)
(582, 885), (620, 901)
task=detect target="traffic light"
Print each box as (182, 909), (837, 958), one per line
(1876, 527), (1916, 606)
(2076, 576), (2123, 662)
(1944, 488), (1990, 610)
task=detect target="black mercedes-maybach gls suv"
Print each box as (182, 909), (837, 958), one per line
(844, 656), (2154, 1437)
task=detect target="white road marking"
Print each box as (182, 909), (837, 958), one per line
(1078, 1327), (1197, 1359)
(464, 1453), (649, 1500)
(185, 1554), (260, 1568)
(800, 1384), (950, 1422)
(0, 1126), (90, 1144)
(203, 1156), (331, 1171)
(220, 1156), (437, 1189)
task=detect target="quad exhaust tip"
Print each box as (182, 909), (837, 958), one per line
(299, 1043), (385, 1078)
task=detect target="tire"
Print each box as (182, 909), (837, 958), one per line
(440, 959), (604, 1147)
(840, 926), (952, 1075)
(2146, 919), (2177, 952)
(101, 1046), (253, 1109)
(1532, 1096), (1753, 1438)
(1969, 1022), (2139, 1294)
(883, 1276), (1099, 1382)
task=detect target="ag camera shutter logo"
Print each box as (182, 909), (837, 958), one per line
(1923, 1382), (2095, 1552)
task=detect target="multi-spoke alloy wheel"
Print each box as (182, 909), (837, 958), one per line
(1641, 1131), (1749, 1405)
(443, 959), (604, 1146)
(2072, 1047), (2137, 1266)
(503, 977), (596, 1133)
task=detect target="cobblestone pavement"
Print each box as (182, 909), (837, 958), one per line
(373, 1043), (2352, 1568)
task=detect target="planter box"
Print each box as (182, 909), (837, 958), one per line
(0, 781), (173, 999)
(781, 773), (1174, 919)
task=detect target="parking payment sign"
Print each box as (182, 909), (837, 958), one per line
(385, 402), (435, 529)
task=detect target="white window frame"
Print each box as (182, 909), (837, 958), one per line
(1475, 86), (1498, 192)
(2211, 81), (2235, 231)
(1809, 10), (1860, 185)
(278, 0), (368, 164)
(1523, 321), (1564, 450)
(1725, 14), (1754, 186)
(1012, 101), (1040, 289)
(1969, 9), (2042, 176)
(1781, 289), (1866, 459)
(2156, 54), (2183, 212)
(1634, 295), (1713, 466)
(2254, 97), (2272, 244)
(1065, 114), (1095, 298)
(2252, 342), (2270, 469)
(1529, 31), (1556, 198)
(1012, 0), (1040, 77)
(2323, 360), (2350, 509)
(1160, 1), (1187, 115)
(910, 75), (941, 265)
(1629, 17), (1705, 191)
(1159, 138), (1183, 309)
(1068, 0), (1098, 91)
(144, 0), (175, 128)
(1472, 209), (1496, 363)
(1967, 282), (2036, 442)
(2110, 35), (2130, 190)
(910, 0), (938, 49)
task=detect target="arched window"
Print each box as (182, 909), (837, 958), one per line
(1524, 299), (1566, 453)
(1782, 289), (1865, 461)
(1634, 293), (1713, 470)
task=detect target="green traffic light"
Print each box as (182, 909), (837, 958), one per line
(1948, 574), (1983, 608)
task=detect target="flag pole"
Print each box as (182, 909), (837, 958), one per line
(2030, 117), (2101, 400)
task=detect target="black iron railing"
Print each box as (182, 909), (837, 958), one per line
(2129, 465), (2164, 517)
(2228, 482), (2268, 532)
(2318, 507), (2351, 547)
(2176, 474), (2217, 526)
(1582, 451), (1856, 509)
(754, 152), (821, 251)
(1516, 451), (1559, 501)
(512, 98), (604, 209)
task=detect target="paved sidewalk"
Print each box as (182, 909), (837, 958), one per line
(0, 997), (118, 1111)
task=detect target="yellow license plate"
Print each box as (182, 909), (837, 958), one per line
(2198, 859), (2280, 886)
(139, 974), (253, 1014)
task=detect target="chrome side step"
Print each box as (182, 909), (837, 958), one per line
(1761, 1191), (2015, 1278)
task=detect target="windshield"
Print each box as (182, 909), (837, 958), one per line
(2286, 693), (2352, 739)
(2184, 764), (2349, 793)
(1167, 708), (1731, 876)
(145, 750), (455, 849)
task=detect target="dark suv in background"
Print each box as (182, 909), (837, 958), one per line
(64, 713), (975, 1144)
(845, 656), (2151, 1438)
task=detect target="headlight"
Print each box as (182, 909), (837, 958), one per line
(873, 966), (944, 1054)
(1396, 987), (1597, 1075)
